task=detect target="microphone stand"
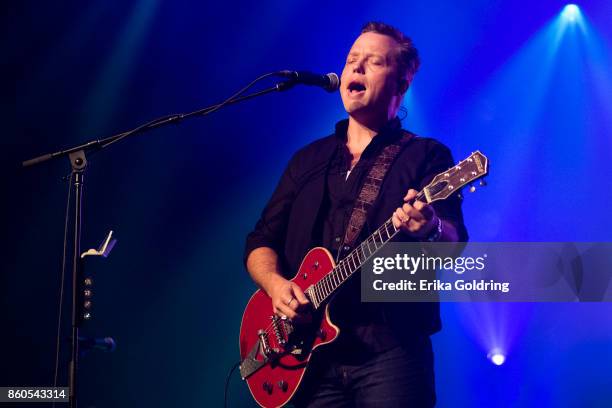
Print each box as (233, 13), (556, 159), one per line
(22, 75), (298, 408)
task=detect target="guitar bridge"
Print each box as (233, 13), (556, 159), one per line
(271, 315), (294, 346)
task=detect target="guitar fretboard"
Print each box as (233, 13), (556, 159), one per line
(305, 217), (399, 308)
(305, 179), (433, 309)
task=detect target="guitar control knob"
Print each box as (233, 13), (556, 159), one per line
(278, 380), (288, 392)
(262, 381), (273, 394)
(317, 329), (327, 340)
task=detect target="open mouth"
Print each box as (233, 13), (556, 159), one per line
(347, 81), (366, 94)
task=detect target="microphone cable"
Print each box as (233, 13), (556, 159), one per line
(52, 172), (73, 408)
(100, 71), (280, 150)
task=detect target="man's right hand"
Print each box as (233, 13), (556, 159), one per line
(246, 247), (311, 321)
(266, 276), (310, 321)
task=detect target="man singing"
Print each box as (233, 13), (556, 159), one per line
(245, 22), (468, 407)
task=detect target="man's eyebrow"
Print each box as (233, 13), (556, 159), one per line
(347, 51), (386, 58)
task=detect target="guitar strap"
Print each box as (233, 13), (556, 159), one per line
(341, 130), (414, 251)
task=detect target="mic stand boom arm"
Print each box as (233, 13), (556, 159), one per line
(22, 79), (295, 168)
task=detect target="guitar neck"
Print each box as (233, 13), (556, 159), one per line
(303, 150), (489, 309)
(305, 190), (426, 309)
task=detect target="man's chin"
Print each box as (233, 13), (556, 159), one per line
(344, 101), (368, 115)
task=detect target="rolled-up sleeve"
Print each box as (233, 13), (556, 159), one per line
(244, 154), (299, 266)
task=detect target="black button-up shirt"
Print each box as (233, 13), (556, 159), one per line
(245, 118), (468, 353)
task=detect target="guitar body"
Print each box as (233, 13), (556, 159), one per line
(239, 247), (340, 408)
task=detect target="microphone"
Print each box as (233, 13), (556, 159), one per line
(78, 336), (117, 352)
(276, 70), (340, 92)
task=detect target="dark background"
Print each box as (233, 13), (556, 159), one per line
(2, 0), (612, 406)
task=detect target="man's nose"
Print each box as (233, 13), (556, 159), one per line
(352, 59), (365, 74)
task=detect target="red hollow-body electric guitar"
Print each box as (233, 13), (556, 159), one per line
(239, 151), (489, 407)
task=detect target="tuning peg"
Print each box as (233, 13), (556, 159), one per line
(469, 183), (476, 193)
(479, 178), (487, 187)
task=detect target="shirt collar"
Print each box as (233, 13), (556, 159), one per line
(334, 117), (402, 147)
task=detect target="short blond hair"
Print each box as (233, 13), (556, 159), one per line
(361, 21), (420, 86)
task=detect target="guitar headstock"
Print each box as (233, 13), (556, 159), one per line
(424, 151), (489, 203)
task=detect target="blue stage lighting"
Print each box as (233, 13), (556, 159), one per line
(562, 4), (581, 22)
(487, 349), (506, 366)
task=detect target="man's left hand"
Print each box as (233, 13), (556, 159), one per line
(392, 189), (438, 238)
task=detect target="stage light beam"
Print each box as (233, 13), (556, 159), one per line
(487, 349), (506, 366)
(561, 4), (581, 22)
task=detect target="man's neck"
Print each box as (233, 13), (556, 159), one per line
(346, 115), (392, 153)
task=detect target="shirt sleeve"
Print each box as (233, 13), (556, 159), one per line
(243, 153), (299, 267)
(418, 141), (469, 242)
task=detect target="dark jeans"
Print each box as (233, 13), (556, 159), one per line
(291, 337), (436, 408)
